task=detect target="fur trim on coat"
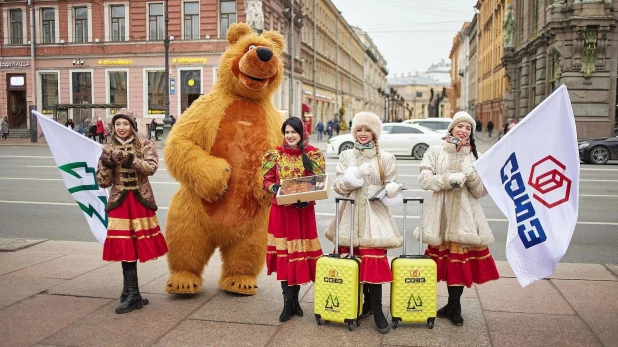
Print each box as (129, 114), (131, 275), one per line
(413, 143), (494, 247)
(343, 166), (365, 188)
(381, 191), (403, 207)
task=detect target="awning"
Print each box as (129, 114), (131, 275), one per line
(302, 103), (311, 113)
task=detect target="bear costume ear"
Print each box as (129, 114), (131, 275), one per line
(227, 22), (253, 44)
(261, 31), (285, 53)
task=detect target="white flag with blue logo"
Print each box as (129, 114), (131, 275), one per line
(474, 85), (579, 287)
(34, 111), (108, 244)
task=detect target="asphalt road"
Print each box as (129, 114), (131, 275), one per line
(1, 144), (617, 264)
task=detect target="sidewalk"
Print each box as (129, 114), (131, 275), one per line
(1, 238), (616, 347)
(0, 137), (48, 147)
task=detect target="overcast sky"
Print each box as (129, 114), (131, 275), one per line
(331, 0), (479, 75)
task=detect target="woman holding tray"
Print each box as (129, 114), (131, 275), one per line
(261, 116), (326, 323)
(325, 111), (404, 334)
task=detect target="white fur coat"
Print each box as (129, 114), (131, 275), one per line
(414, 143), (495, 247)
(325, 147), (403, 249)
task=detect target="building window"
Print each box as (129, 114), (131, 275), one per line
(416, 91), (422, 98)
(42, 8), (55, 44)
(72, 72), (93, 124)
(533, 0), (539, 36)
(109, 71), (128, 114)
(75, 7), (88, 43)
(184, 2), (199, 40)
(529, 60), (536, 109)
(10, 9), (23, 45)
(220, 1), (236, 39)
(149, 3), (164, 41)
(147, 71), (166, 114)
(41, 73), (59, 114)
(110, 5), (125, 42)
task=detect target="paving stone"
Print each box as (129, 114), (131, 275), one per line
(603, 264), (618, 278)
(23, 240), (103, 256)
(438, 282), (478, 298)
(0, 252), (63, 275)
(8, 255), (109, 280)
(383, 297), (490, 347)
(48, 257), (169, 299)
(476, 278), (575, 315)
(484, 311), (602, 347)
(42, 293), (210, 347)
(553, 279), (618, 347)
(191, 292), (285, 326)
(0, 294), (110, 347)
(550, 263), (617, 281)
(0, 275), (64, 309)
(153, 320), (277, 347)
(0, 238), (48, 252)
(494, 261), (515, 278)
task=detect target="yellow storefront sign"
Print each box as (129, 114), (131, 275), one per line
(148, 110), (166, 115)
(172, 57), (207, 64)
(98, 59), (133, 65)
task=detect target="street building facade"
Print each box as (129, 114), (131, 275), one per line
(502, 0), (618, 139)
(465, 13), (479, 118)
(448, 22), (471, 115)
(353, 27), (389, 121)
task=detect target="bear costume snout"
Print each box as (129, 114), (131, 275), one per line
(238, 45), (280, 91)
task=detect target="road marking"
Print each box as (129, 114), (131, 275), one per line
(0, 155), (54, 159)
(0, 177), (177, 184)
(0, 200), (615, 226)
(25, 165), (168, 171)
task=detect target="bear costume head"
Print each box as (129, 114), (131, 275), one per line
(215, 22), (285, 100)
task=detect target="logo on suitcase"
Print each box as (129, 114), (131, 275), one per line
(406, 294), (423, 312)
(325, 293), (341, 312)
(405, 270), (426, 283)
(324, 269), (343, 284)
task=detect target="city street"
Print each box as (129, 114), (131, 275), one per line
(1, 137), (617, 265)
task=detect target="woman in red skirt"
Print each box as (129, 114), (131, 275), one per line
(416, 111), (500, 326)
(262, 117), (325, 323)
(96, 108), (168, 314)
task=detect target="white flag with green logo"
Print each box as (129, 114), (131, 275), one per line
(34, 111), (108, 244)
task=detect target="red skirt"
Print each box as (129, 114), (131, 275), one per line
(266, 203), (323, 285)
(425, 241), (499, 287)
(103, 191), (168, 262)
(337, 247), (393, 284)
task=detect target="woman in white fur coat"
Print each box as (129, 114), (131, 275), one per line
(325, 111), (403, 334)
(415, 111), (499, 327)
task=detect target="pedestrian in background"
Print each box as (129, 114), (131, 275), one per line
(262, 117), (325, 323)
(1, 116), (9, 140)
(96, 108), (168, 315)
(315, 121), (324, 141)
(487, 120), (494, 137)
(96, 118), (105, 144)
(335, 121), (340, 135)
(149, 119), (159, 141)
(170, 115), (176, 127)
(65, 118), (75, 130)
(416, 111), (499, 327)
(325, 111), (404, 334)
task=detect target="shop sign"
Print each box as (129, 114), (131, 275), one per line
(148, 109), (166, 115)
(172, 57), (207, 64)
(42, 109), (54, 114)
(10, 76), (25, 87)
(0, 61), (30, 68)
(98, 59), (133, 65)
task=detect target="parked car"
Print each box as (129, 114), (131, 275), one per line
(402, 118), (452, 135)
(326, 123), (444, 159)
(578, 134), (618, 164)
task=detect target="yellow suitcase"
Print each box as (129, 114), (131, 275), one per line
(314, 197), (362, 331)
(390, 197), (437, 329)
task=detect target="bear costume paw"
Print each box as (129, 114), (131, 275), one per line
(166, 271), (203, 294)
(219, 274), (258, 296)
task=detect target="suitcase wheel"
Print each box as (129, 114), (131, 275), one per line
(392, 318), (400, 329)
(347, 321), (354, 331)
(427, 317), (435, 329)
(315, 314), (323, 326)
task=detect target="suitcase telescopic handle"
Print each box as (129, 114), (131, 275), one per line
(402, 197), (424, 255)
(335, 197), (355, 256)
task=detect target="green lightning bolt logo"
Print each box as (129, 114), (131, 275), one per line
(58, 162), (108, 228)
(407, 294), (423, 311)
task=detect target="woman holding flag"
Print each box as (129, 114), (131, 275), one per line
(415, 111), (499, 327)
(96, 108), (168, 314)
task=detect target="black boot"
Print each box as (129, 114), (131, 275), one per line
(370, 284), (390, 334)
(292, 285), (303, 317)
(359, 284), (373, 319)
(119, 275), (128, 303)
(279, 281), (295, 322)
(446, 286), (464, 326)
(115, 270), (144, 314)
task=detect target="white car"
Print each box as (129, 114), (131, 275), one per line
(326, 123), (444, 159)
(403, 118), (452, 135)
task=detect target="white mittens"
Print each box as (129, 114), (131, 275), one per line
(385, 181), (401, 198)
(355, 162), (373, 179)
(461, 163), (476, 182)
(448, 172), (466, 187)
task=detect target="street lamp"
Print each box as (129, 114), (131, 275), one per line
(161, 0), (171, 142)
(377, 88), (389, 123)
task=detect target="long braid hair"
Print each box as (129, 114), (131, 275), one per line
(469, 129), (479, 159)
(281, 117), (313, 173)
(373, 139), (386, 182)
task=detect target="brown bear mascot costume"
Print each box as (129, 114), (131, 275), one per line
(164, 23), (284, 295)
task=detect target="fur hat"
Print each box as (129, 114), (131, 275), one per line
(351, 112), (382, 141)
(448, 111), (476, 133)
(112, 108), (137, 131)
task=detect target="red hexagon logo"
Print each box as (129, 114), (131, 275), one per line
(528, 155), (572, 209)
